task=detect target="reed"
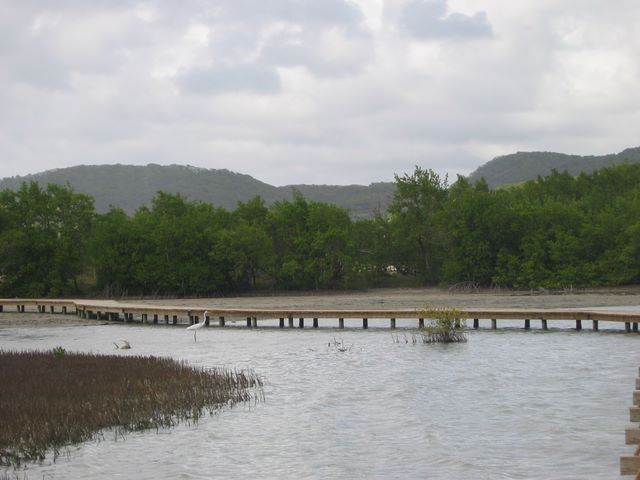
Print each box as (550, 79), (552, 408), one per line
(0, 349), (263, 467)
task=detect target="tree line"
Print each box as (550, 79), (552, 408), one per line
(1, 162), (639, 297)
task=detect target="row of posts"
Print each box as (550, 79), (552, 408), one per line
(472, 317), (638, 332)
(4, 305), (640, 332)
(620, 367), (640, 476)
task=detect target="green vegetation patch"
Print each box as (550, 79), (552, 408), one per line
(0, 349), (263, 467)
(419, 307), (467, 343)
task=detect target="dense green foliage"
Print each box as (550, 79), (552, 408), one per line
(0, 183), (94, 296)
(1, 162), (640, 297)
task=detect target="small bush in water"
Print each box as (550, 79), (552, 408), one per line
(419, 307), (467, 343)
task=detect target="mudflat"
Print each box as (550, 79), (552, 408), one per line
(136, 286), (640, 310)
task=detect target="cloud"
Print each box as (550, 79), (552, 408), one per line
(400, 0), (493, 39)
(0, 0), (640, 189)
(261, 27), (373, 77)
(218, 0), (365, 30)
(177, 63), (281, 95)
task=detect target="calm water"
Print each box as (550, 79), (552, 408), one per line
(1, 317), (639, 479)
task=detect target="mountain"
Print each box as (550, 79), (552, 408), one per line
(468, 147), (640, 188)
(0, 164), (394, 219)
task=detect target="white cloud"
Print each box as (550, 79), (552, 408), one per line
(0, 0), (639, 186)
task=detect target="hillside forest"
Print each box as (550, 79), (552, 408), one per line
(1, 163), (639, 297)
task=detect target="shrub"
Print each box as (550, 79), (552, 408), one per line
(419, 307), (467, 343)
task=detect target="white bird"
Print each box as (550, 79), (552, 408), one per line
(186, 311), (208, 342)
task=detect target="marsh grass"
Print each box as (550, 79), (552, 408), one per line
(0, 350), (263, 467)
(419, 307), (467, 343)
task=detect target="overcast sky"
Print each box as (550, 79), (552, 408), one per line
(1, 0), (639, 186)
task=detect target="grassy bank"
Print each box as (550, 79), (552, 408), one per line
(0, 350), (262, 466)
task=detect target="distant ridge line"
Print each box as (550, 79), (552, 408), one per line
(468, 146), (640, 188)
(0, 163), (395, 219)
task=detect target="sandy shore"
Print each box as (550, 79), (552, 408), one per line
(3, 287), (640, 328)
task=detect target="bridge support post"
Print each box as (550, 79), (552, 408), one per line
(626, 322), (632, 333)
(575, 319), (582, 331)
(491, 319), (497, 330)
(313, 318), (318, 328)
(153, 314), (158, 324)
(172, 315), (178, 325)
(634, 322), (639, 332)
(363, 318), (368, 329)
(288, 317), (294, 328)
(246, 317), (252, 328)
(205, 314), (210, 326)
(418, 318), (424, 328)
(390, 318), (396, 329)
(164, 315), (169, 324)
(541, 319), (548, 330)
(473, 318), (479, 329)
(251, 317), (257, 328)
(592, 320), (598, 331)
(524, 319), (530, 330)
(279, 318), (284, 328)
(299, 318), (304, 328)
(219, 316), (225, 327)
(339, 318), (344, 329)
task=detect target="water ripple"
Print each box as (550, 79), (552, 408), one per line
(0, 323), (638, 479)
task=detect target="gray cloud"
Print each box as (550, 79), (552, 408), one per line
(0, 0), (639, 189)
(218, 0), (364, 30)
(401, 0), (493, 39)
(177, 63), (281, 95)
(260, 29), (373, 77)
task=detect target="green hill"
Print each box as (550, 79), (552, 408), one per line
(0, 164), (394, 219)
(468, 147), (640, 188)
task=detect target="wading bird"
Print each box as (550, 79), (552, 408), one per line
(186, 311), (208, 342)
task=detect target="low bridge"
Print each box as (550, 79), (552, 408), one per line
(2, 299), (640, 332)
